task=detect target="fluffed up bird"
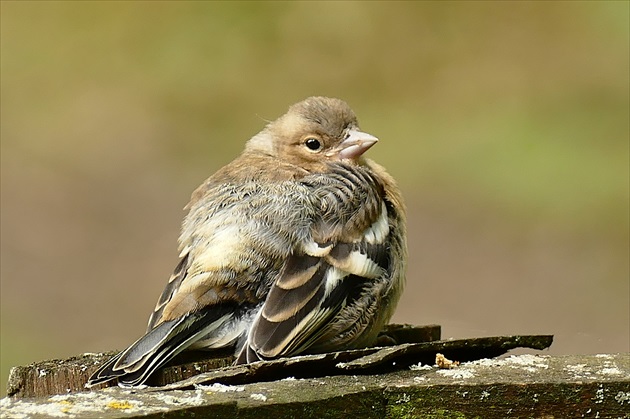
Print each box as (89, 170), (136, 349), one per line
(87, 96), (407, 388)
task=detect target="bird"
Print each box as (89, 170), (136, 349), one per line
(86, 96), (407, 388)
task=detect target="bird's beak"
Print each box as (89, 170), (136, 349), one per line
(335, 130), (379, 160)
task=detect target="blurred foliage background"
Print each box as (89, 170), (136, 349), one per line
(1, 1), (628, 395)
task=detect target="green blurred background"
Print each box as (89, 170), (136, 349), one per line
(1, 1), (628, 395)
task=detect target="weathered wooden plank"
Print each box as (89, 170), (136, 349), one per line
(152, 334), (553, 391)
(2, 354), (628, 418)
(6, 324), (441, 399)
(337, 334), (554, 370)
(5, 351), (236, 400)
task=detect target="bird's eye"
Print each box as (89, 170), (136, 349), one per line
(304, 138), (321, 151)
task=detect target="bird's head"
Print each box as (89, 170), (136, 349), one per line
(246, 97), (378, 171)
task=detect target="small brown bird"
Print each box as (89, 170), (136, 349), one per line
(87, 97), (406, 387)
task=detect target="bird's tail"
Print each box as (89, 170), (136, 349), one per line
(86, 307), (235, 388)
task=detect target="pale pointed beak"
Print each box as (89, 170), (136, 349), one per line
(335, 130), (379, 160)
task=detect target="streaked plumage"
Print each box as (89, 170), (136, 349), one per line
(87, 97), (406, 388)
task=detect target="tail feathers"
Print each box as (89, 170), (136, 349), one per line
(116, 318), (185, 374)
(86, 351), (127, 386)
(87, 309), (233, 388)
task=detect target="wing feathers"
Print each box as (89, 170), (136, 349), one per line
(261, 261), (325, 323)
(275, 254), (320, 290)
(147, 254), (190, 330)
(252, 278), (332, 358)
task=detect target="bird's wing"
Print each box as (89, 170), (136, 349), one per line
(237, 164), (392, 363)
(146, 254), (189, 331)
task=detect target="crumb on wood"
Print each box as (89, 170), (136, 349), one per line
(436, 353), (460, 369)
